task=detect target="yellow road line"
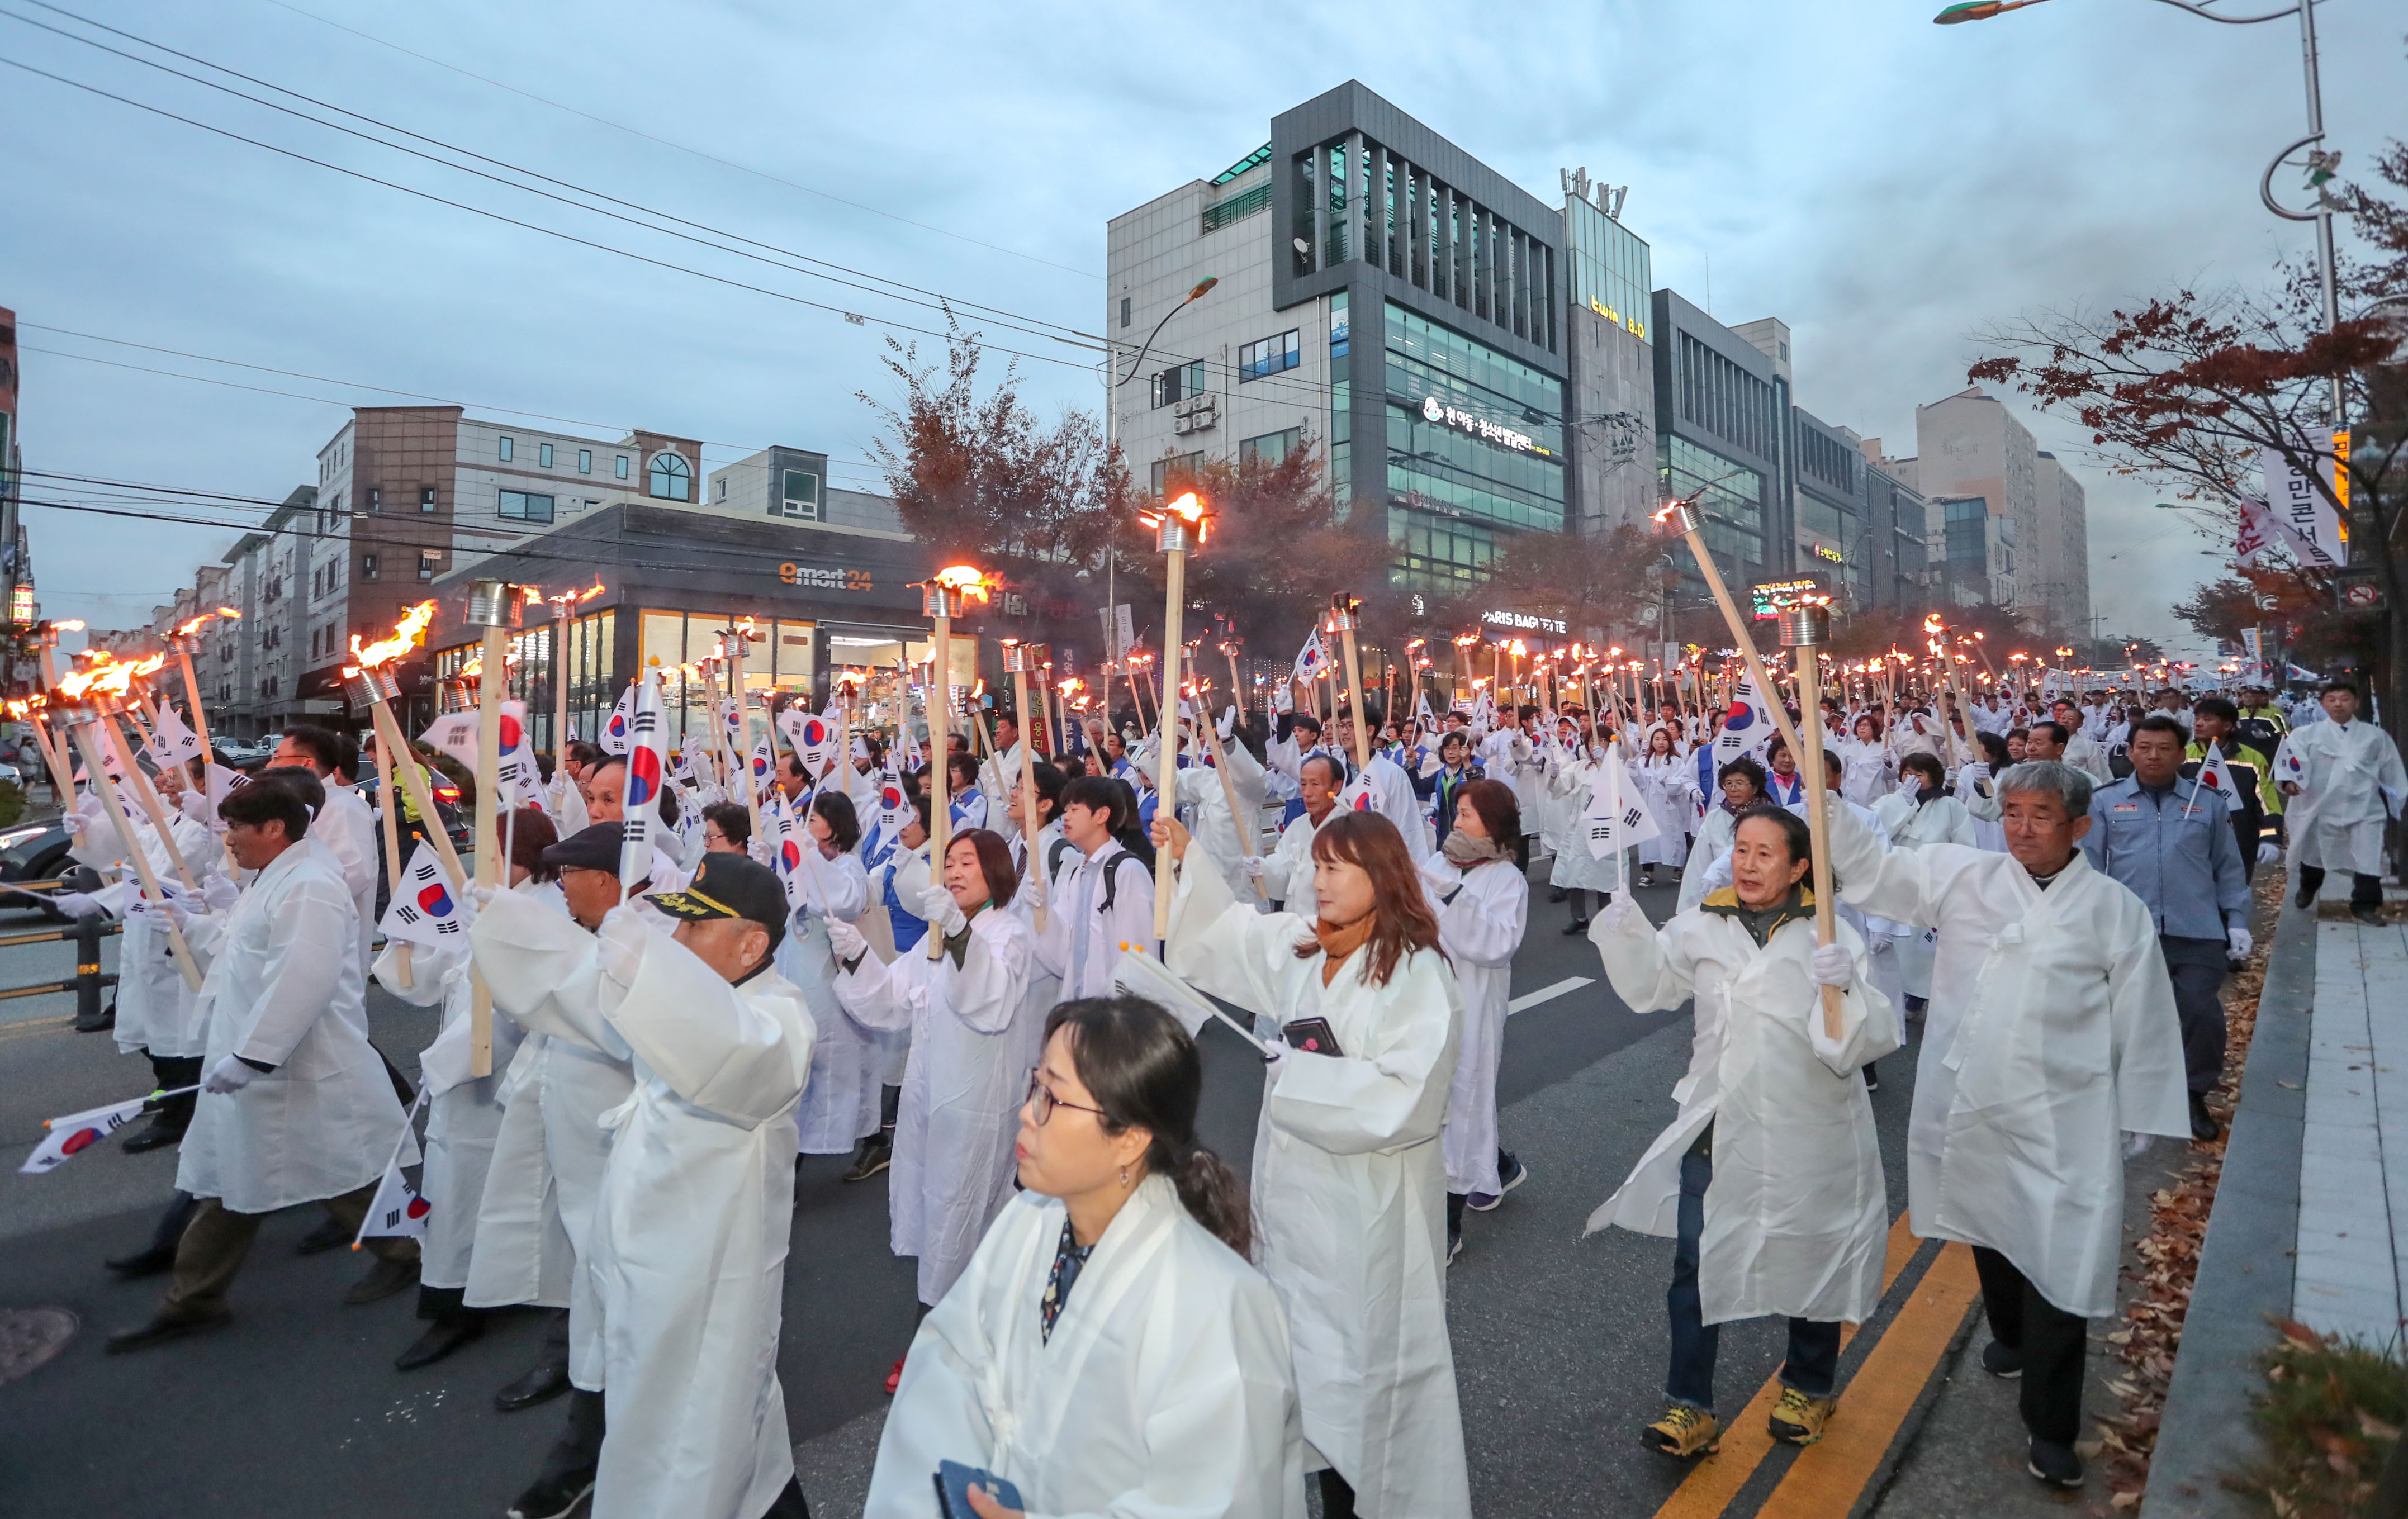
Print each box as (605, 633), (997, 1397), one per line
(0, 1013), (74, 1043)
(1753, 1241), (1982, 1518)
(1650, 1212), (1922, 1519)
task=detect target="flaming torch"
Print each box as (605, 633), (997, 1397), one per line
(547, 582), (604, 764)
(1777, 597), (1843, 1039)
(914, 564), (994, 960)
(1139, 491), (1206, 947)
(169, 606), (241, 759)
(1325, 594), (1373, 777)
(1002, 639), (1054, 927)
(1656, 495), (1807, 758)
(55, 656), (203, 990)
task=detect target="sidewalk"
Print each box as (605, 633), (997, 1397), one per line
(2144, 882), (2408, 1516)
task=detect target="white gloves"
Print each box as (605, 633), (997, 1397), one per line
(919, 884), (969, 939)
(1592, 893), (1640, 939)
(464, 882), (502, 911)
(53, 891), (100, 918)
(2228, 926), (2253, 960)
(2122, 1131), (2153, 1160)
(595, 905), (646, 988)
(156, 895), (195, 933)
(203, 1053), (260, 1094)
(826, 917), (868, 963)
(1239, 856), (1267, 880)
(2257, 840), (2283, 867)
(201, 871), (240, 915)
(1810, 942), (1854, 988)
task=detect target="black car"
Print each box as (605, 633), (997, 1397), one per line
(0, 819), (80, 918)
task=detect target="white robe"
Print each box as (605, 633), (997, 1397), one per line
(1547, 753), (1634, 894)
(111, 810), (221, 1059)
(2275, 718), (2407, 877)
(1634, 756), (1694, 868)
(1423, 855), (1527, 1198)
(467, 890), (635, 1388)
(1823, 806), (2191, 1317)
(1837, 737), (1895, 808)
(835, 904), (1034, 1306)
(868, 1177), (1306, 1519)
(559, 912), (816, 1519)
(1363, 752), (1432, 861)
(175, 837), (410, 1214)
(1032, 840), (1156, 1003)
(319, 781), (381, 979)
(783, 850), (881, 1154)
(1264, 805), (1332, 912)
(1677, 806), (1746, 914)
(1165, 857), (1470, 1518)
(1586, 899), (1897, 1326)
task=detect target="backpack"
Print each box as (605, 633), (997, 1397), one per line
(1046, 837), (1150, 916)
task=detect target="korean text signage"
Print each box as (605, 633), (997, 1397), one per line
(1421, 396), (1542, 455)
(2260, 437), (2348, 570)
(1749, 577), (1823, 620)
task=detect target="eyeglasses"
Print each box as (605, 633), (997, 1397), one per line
(1025, 1069), (1106, 1127)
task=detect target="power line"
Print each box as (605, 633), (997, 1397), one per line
(250, 0), (1102, 282)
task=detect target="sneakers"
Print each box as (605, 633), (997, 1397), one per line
(1980, 1340), (2023, 1379)
(843, 1135), (893, 1184)
(1445, 1227), (1463, 1265)
(2189, 1092), (2222, 1142)
(1466, 1155), (1527, 1212)
(1862, 1062), (1880, 1093)
(2027, 1436), (2083, 1487)
(1767, 1385), (1837, 1446)
(1642, 1404), (1722, 1458)
(1639, 868), (1655, 887)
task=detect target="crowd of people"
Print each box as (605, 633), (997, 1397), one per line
(40, 661), (2402, 1517)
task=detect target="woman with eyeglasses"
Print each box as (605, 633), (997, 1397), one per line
(700, 801), (751, 857)
(827, 828), (1034, 1394)
(1151, 807), (1468, 1519)
(865, 996), (1302, 1519)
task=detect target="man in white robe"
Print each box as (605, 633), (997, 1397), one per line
(2274, 681), (2406, 923)
(106, 776), (419, 1352)
(1822, 760), (2190, 1488)
(1257, 753), (1342, 912)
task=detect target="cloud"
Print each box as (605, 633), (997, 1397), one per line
(1, 0), (2396, 643)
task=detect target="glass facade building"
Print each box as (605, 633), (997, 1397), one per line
(1564, 196), (1651, 342)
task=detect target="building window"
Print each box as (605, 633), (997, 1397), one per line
(1148, 452), (1203, 497)
(1119, 296), (1131, 329)
(419, 552), (442, 580)
(615, 454), (631, 480)
(361, 554), (377, 580)
(539, 442), (554, 469)
(647, 452), (691, 501)
(1238, 330), (1301, 382)
(366, 486), (381, 512)
(499, 490), (556, 523)
(1150, 361), (1205, 410)
(715, 476), (728, 504)
(579, 449), (593, 474)
(420, 486), (438, 512)
(499, 435), (514, 462)
(1240, 428), (1301, 468)
(778, 468), (822, 521)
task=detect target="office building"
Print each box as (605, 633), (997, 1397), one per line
(1652, 289), (1785, 596)
(1904, 386), (2037, 616)
(2034, 451), (2092, 634)
(1561, 174), (1658, 536)
(1110, 82), (1609, 594)
(1856, 440), (1933, 612)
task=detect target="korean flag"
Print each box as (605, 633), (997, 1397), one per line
(1585, 746), (1660, 860)
(619, 673), (671, 894)
(603, 681), (637, 757)
(779, 708), (835, 780)
(354, 1156), (432, 1245)
(377, 841), (470, 947)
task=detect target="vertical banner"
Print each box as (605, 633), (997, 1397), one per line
(2261, 442), (2347, 569)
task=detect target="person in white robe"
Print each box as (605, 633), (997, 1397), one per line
(1155, 807), (1471, 1519)
(1548, 739), (1638, 933)
(376, 806), (562, 1372)
(1587, 805), (1898, 1457)
(1256, 752), (1343, 911)
(868, 996), (1303, 1519)
(106, 777), (418, 1353)
(1635, 727), (1695, 885)
(269, 724), (379, 975)
(87, 784), (224, 1152)
(831, 830), (1034, 1382)
(1821, 760), (2190, 1487)
(2275, 681), (2407, 920)
(780, 790), (881, 1171)
(1032, 773), (1156, 1001)
(1679, 755), (1771, 915)
(479, 851), (818, 1519)
(1420, 777), (1530, 1257)
(1870, 752), (1978, 1017)
(583, 755), (691, 892)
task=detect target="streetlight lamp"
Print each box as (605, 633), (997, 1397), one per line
(1935, 0), (2347, 424)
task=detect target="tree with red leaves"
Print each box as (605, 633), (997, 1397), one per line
(1967, 144), (2408, 735)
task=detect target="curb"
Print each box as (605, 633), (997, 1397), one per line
(2138, 895), (2319, 1518)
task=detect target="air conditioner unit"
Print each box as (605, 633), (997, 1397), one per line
(1173, 414), (1194, 435)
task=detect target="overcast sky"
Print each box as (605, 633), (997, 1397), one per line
(2, 0), (2399, 647)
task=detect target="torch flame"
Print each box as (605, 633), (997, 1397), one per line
(348, 600), (437, 673)
(54, 619), (86, 633)
(59, 652), (165, 702)
(932, 564), (996, 602)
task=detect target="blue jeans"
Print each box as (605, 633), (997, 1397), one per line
(1666, 1128), (1842, 1412)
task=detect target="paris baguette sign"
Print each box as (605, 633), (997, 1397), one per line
(1421, 396), (1543, 454)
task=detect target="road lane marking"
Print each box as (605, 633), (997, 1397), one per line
(0, 1014), (73, 1043)
(1753, 1242), (1982, 1518)
(1651, 1213), (1922, 1519)
(1508, 976), (1594, 1013)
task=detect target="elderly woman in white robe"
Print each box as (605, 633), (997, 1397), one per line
(1419, 777), (1530, 1260)
(829, 830), (1034, 1332)
(1587, 805), (1898, 1458)
(1154, 806), (1470, 1519)
(1822, 761), (2189, 1488)
(1678, 754), (1771, 914)
(868, 997), (1303, 1519)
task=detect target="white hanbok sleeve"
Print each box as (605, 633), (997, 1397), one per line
(1434, 863), (1525, 969)
(793, 849), (871, 923)
(1164, 848), (1311, 1020)
(595, 911), (812, 1128)
(470, 886), (620, 1057)
(2103, 897), (2193, 1140)
(1264, 952), (1458, 1159)
(1589, 903), (1698, 1014)
(831, 939), (921, 1033)
(231, 876), (355, 1068)
(1802, 925), (1902, 1077)
(373, 937), (466, 1008)
(1822, 803), (1978, 931)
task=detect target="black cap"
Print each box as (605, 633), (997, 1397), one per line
(645, 853), (788, 944)
(541, 822), (624, 873)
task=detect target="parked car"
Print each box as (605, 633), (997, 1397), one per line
(0, 820), (78, 918)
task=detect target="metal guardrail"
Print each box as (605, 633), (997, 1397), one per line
(0, 911), (122, 1024)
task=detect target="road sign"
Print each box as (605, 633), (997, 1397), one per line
(2342, 582), (2384, 610)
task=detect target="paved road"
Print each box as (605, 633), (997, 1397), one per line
(0, 865), (1960, 1518)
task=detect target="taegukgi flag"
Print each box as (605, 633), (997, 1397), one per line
(1712, 673), (1777, 765)
(603, 681), (637, 756)
(378, 840), (470, 947)
(21, 1093), (154, 1174)
(618, 673), (670, 894)
(1585, 744), (1661, 859)
(353, 1155), (431, 1245)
